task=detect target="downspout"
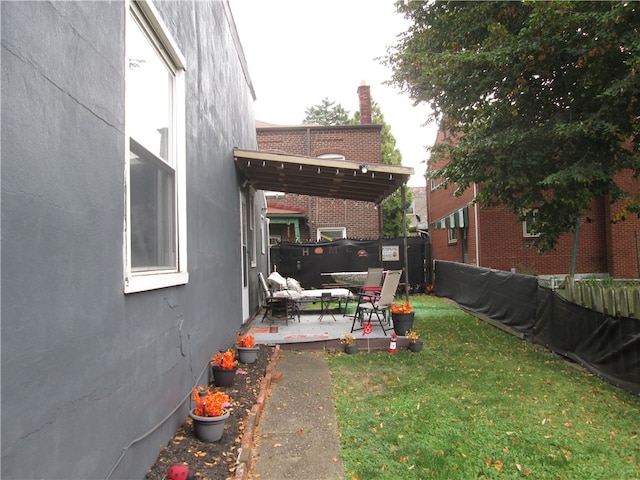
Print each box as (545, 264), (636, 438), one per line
(473, 183), (480, 266)
(570, 214), (580, 277)
(306, 128), (312, 240)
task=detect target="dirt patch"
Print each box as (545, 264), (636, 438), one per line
(145, 345), (274, 480)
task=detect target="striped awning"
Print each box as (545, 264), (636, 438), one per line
(431, 206), (469, 230)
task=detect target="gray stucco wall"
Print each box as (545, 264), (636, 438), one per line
(1, 1), (264, 478)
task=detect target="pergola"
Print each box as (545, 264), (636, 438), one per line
(233, 149), (413, 204)
(234, 148), (415, 300)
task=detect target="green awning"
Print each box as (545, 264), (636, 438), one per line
(430, 206), (469, 230)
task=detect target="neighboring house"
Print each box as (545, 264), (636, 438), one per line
(408, 186), (428, 235)
(257, 84), (384, 241)
(427, 128), (640, 278)
(1, 2), (268, 478)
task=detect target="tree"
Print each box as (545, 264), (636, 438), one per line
(386, 1), (639, 251)
(356, 104), (413, 237)
(302, 98), (351, 126)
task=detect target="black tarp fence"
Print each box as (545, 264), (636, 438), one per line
(270, 237), (430, 292)
(434, 260), (640, 395)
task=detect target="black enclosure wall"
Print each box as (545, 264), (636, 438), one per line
(270, 237), (430, 292)
(434, 260), (640, 395)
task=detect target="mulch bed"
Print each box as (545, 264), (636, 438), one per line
(145, 345), (274, 480)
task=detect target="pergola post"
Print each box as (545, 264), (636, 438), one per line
(402, 184), (409, 302)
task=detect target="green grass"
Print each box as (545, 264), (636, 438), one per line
(328, 295), (640, 479)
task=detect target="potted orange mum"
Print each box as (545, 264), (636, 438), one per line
(236, 333), (259, 364)
(189, 386), (232, 442)
(210, 350), (237, 387)
(390, 301), (414, 336)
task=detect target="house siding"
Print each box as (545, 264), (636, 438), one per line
(258, 123), (383, 240)
(1, 2), (264, 479)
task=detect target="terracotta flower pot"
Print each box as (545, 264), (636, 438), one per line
(189, 409), (230, 442)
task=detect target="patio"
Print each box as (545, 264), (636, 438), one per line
(247, 302), (409, 352)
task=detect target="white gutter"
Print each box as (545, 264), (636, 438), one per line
(473, 183), (480, 266)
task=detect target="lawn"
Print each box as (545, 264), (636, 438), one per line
(328, 295), (639, 479)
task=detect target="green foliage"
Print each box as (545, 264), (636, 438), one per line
(386, 1), (640, 251)
(369, 102), (413, 237)
(329, 296), (640, 479)
(302, 97), (350, 126)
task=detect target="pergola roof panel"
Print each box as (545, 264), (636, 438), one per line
(233, 149), (413, 204)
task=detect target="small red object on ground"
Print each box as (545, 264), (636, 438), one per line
(167, 463), (190, 480)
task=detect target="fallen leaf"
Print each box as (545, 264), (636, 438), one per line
(194, 450), (207, 457)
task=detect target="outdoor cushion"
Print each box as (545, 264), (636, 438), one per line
(286, 277), (303, 293)
(267, 271), (287, 290)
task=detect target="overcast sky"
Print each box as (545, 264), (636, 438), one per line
(229, 0), (440, 187)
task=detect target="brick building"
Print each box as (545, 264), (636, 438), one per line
(427, 129), (640, 278)
(257, 84), (383, 242)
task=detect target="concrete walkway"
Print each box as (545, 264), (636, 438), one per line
(251, 350), (345, 479)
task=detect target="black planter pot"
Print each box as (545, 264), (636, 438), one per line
(211, 366), (236, 387)
(344, 344), (358, 354)
(409, 341), (423, 353)
(392, 312), (415, 336)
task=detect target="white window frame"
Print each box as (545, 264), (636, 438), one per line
(523, 209), (540, 238)
(447, 228), (458, 244)
(406, 200), (415, 215)
(317, 227), (346, 242)
(124, 1), (188, 293)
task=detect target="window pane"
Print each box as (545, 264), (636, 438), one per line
(130, 146), (176, 270)
(127, 13), (172, 162)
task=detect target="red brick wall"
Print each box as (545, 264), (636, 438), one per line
(426, 127), (634, 277)
(605, 171), (640, 278)
(476, 202), (608, 275)
(258, 124), (382, 240)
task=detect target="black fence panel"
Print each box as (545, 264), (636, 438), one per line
(270, 237), (430, 292)
(535, 288), (640, 395)
(434, 260), (537, 336)
(434, 260), (640, 395)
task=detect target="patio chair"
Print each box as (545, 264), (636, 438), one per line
(361, 267), (383, 295)
(343, 267), (383, 318)
(351, 270), (402, 336)
(258, 272), (299, 324)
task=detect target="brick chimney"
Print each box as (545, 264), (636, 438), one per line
(357, 81), (372, 125)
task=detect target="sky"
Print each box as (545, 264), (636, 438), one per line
(229, 0), (440, 187)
